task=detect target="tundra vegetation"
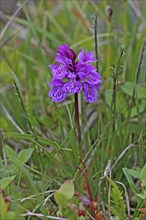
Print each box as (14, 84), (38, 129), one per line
(0, 0), (146, 219)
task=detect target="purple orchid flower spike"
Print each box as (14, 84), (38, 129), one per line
(48, 45), (102, 158)
(48, 44), (102, 103)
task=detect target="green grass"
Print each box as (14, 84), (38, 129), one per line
(0, 0), (146, 219)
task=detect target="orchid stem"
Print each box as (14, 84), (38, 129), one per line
(74, 93), (82, 158)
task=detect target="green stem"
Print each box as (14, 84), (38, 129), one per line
(94, 14), (98, 72)
(74, 93), (82, 158)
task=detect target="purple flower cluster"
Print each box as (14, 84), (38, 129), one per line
(48, 44), (102, 102)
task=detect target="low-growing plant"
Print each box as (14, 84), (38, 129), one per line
(0, 0), (145, 219)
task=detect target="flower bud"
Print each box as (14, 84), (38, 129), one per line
(77, 209), (85, 216)
(106, 5), (113, 22)
(91, 201), (98, 210)
(80, 196), (90, 207)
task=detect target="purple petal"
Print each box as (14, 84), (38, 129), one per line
(84, 83), (98, 102)
(84, 52), (96, 63)
(56, 56), (72, 65)
(48, 87), (66, 102)
(49, 64), (59, 70)
(50, 65), (68, 80)
(67, 72), (76, 79)
(86, 71), (102, 86)
(77, 72), (86, 81)
(49, 79), (63, 87)
(76, 63), (95, 73)
(77, 49), (85, 61)
(63, 80), (82, 94)
(78, 50), (96, 63)
(57, 44), (70, 54)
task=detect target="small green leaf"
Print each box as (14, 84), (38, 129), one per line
(56, 210), (63, 217)
(18, 148), (34, 164)
(121, 82), (134, 96)
(0, 176), (16, 189)
(105, 90), (112, 107)
(123, 168), (140, 196)
(121, 82), (146, 99)
(59, 180), (74, 200)
(130, 103), (145, 117)
(136, 193), (146, 200)
(140, 164), (146, 187)
(54, 191), (68, 208)
(123, 168), (140, 179)
(5, 145), (17, 160)
(136, 86), (146, 99)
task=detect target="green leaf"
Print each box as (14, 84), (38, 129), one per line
(54, 191), (68, 208)
(123, 168), (141, 203)
(59, 180), (74, 200)
(140, 164), (146, 187)
(5, 145), (17, 160)
(105, 90), (112, 107)
(18, 148), (34, 164)
(130, 102), (146, 117)
(123, 168), (140, 179)
(136, 86), (146, 99)
(121, 82), (146, 99)
(121, 82), (134, 96)
(54, 180), (74, 208)
(136, 194), (146, 200)
(107, 177), (126, 220)
(0, 176), (16, 189)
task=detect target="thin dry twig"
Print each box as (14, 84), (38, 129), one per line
(0, 10), (38, 47)
(20, 190), (55, 202)
(1, 105), (24, 134)
(21, 212), (67, 220)
(0, 30), (17, 49)
(100, 143), (138, 180)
